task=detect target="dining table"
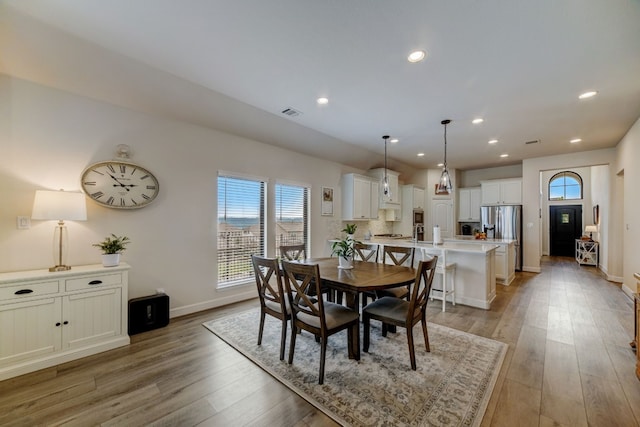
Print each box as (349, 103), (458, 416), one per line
(303, 257), (417, 312)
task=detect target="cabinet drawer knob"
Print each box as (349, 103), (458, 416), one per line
(63, 321), (69, 325)
(14, 289), (34, 295)
(88, 280), (103, 285)
(56, 322), (61, 327)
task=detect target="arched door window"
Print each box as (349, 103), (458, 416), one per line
(549, 171), (583, 200)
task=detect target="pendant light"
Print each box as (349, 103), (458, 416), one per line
(437, 119), (453, 194)
(382, 135), (391, 197)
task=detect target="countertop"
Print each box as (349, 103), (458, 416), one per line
(331, 238), (498, 254)
(448, 236), (517, 244)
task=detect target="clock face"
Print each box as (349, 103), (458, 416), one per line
(81, 161), (159, 209)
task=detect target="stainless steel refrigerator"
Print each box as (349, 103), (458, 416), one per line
(480, 205), (522, 271)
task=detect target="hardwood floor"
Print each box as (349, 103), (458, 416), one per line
(1, 256), (638, 426)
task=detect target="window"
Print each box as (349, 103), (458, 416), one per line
(217, 174), (265, 287)
(549, 171), (582, 200)
(275, 183), (309, 258)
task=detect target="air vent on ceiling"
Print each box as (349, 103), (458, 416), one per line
(281, 108), (302, 117)
(525, 139), (540, 145)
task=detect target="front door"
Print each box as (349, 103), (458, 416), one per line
(550, 205), (582, 256)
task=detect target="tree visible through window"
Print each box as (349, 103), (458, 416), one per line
(217, 174), (265, 287)
(549, 171), (582, 200)
(275, 183), (309, 258)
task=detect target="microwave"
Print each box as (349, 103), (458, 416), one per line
(413, 209), (424, 225)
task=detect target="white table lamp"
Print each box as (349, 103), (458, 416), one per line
(32, 190), (87, 271)
(584, 225), (598, 241)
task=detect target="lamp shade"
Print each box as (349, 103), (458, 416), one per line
(32, 190), (87, 221)
(584, 225), (598, 233)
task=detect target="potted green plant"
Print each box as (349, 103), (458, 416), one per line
(332, 225), (360, 269)
(342, 223), (357, 237)
(93, 234), (130, 267)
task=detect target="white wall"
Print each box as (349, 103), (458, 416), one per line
(0, 76), (368, 316)
(616, 116), (640, 293)
(459, 164), (522, 188)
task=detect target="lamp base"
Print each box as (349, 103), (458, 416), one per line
(49, 265), (72, 272)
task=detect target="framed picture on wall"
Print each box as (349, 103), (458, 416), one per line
(321, 187), (334, 216)
(593, 204), (600, 225)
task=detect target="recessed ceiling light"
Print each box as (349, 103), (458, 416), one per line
(472, 118), (484, 124)
(407, 50), (426, 63)
(437, 163), (444, 167)
(500, 154), (509, 158)
(488, 139), (498, 144)
(579, 91), (597, 99)
(570, 138), (582, 143)
(390, 138), (399, 143)
(417, 152), (425, 157)
(316, 97), (329, 105)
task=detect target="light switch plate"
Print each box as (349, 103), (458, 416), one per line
(17, 216), (30, 229)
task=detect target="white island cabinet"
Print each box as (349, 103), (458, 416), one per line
(0, 263), (130, 381)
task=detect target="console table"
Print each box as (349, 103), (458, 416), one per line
(0, 263), (130, 380)
(575, 239), (598, 266)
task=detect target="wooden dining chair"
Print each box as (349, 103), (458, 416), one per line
(354, 243), (380, 307)
(376, 245), (415, 299)
(279, 244), (306, 261)
(281, 260), (360, 384)
(363, 257), (437, 370)
(251, 255), (291, 361)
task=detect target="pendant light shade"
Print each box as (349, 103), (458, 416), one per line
(382, 135), (391, 198)
(437, 119), (453, 194)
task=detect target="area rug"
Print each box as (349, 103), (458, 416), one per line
(203, 308), (507, 427)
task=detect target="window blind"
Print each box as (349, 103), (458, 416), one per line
(217, 175), (265, 287)
(275, 183), (309, 258)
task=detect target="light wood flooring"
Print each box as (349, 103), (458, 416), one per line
(1, 256), (639, 426)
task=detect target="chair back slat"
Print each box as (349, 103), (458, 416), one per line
(407, 257), (437, 321)
(383, 245), (415, 267)
(354, 243), (378, 263)
(280, 244), (306, 261)
(281, 260), (323, 321)
(251, 255), (286, 309)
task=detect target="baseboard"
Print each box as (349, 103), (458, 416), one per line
(622, 284), (635, 300)
(169, 289), (257, 318)
(522, 266), (541, 273)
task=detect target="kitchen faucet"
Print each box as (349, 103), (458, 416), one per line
(413, 224), (424, 243)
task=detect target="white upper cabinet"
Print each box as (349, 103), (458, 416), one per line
(412, 186), (425, 210)
(458, 187), (481, 221)
(480, 178), (522, 205)
(342, 173), (378, 220)
(367, 168), (400, 208)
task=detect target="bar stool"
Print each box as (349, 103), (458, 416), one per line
(421, 247), (456, 312)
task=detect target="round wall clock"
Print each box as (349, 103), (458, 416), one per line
(81, 160), (159, 209)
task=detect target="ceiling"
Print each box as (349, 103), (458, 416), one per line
(2, 0), (640, 172)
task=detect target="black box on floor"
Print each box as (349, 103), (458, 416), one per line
(128, 293), (170, 335)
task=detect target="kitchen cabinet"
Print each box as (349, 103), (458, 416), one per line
(458, 187), (481, 221)
(0, 264), (130, 380)
(367, 168), (400, 208)
(402, 185), (425, 210)
(342, 173), (378, 220)
(480, 178), (522, 205)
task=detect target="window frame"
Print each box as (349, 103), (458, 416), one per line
(548, 171), (583, 201)
(275, 180), (310, 258)
(216, 171), (267, 289)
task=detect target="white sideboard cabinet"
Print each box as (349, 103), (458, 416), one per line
(0, 263), (130, 380)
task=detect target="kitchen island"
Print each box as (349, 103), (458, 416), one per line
(327, 238), (498, 309)
(445, 236), (517, 285)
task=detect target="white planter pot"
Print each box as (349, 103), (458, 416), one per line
(338, 256), (353, 269)
(101, 253), (121, 267)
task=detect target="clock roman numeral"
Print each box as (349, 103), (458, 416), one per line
(91, 191), (104, 198)
(119, 164), (126, 173)
(131, 199), (138, 205)
(130, 167), (137, 175)
(142, 194), (151, 200)
(91, 169), (104, 176)
(106, 196), (115, 205)
(146, 185), (156, 190)
(140, 174), (149, 180)
(107, 164), (115, 173)
(120, 198), (126, 206)
(83, 181), (96, 186)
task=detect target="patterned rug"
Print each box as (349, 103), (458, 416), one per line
(203, 308), (507, 427)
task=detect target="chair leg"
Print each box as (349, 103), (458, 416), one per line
(288, 324), (297, 364)
(350, 322), (360, 360)
(319, 336), (327, 385)
(442, 270), (447, 312)
(257, 311), (266, 345)
(363, 315), (370, 352)
(407, 325), (416, 371)
(451, 268), (456, 306)
(421, 313), (430, 352)
(382, 322), (388, 337)
(279, 317), (288, 361)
